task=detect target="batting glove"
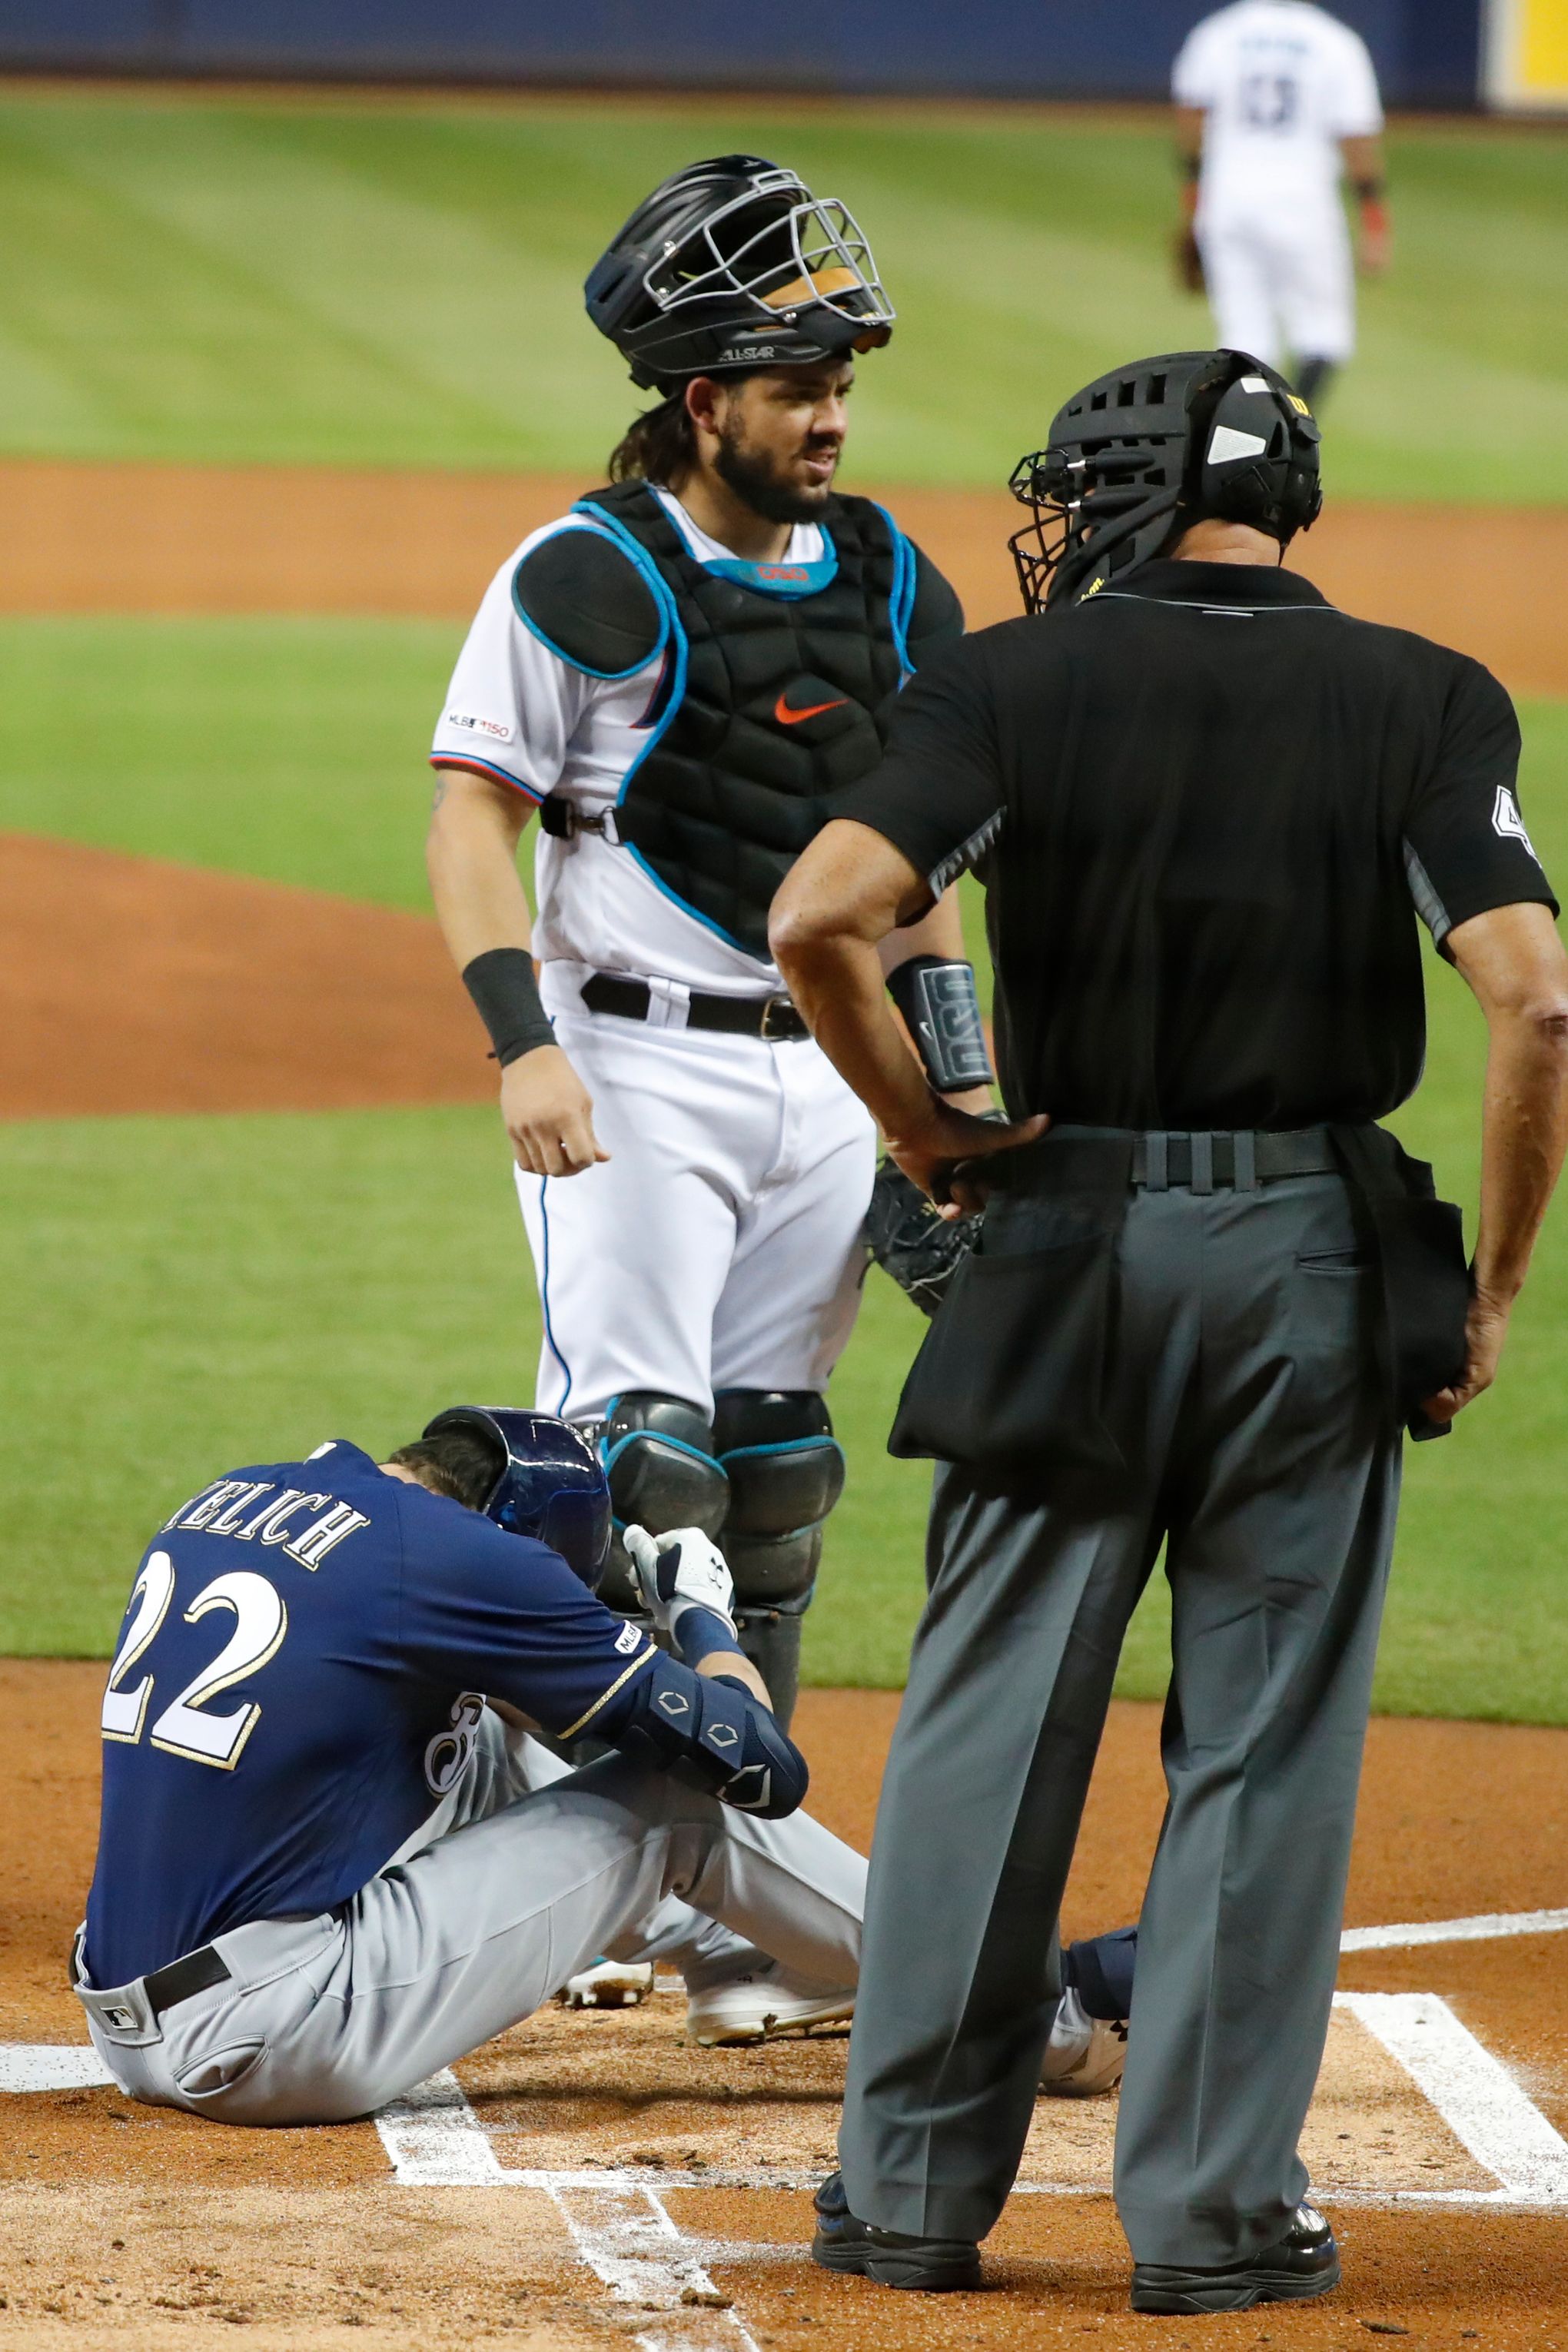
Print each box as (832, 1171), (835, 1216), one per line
(623, 1525), (738, 1639)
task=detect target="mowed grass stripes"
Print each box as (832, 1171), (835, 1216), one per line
(0, 92), (1563, 496)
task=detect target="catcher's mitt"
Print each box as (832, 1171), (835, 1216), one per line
(863, 1156), (975, 1318)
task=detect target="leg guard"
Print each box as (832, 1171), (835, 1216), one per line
(713, 1389), (845, 1729)
(595, 1392), (729, 1619)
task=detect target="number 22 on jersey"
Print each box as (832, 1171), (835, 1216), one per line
(101, 1552), (288, 1770)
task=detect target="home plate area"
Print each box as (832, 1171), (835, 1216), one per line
(5, 1912), (1566, 2351)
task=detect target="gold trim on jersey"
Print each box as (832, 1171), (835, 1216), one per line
(555, 1642), (656, 1742)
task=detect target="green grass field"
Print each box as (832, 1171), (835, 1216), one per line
(1, 86), (1565, 1713)
(0, 90), (1565, 498)
(3, 613), (1567, 1718)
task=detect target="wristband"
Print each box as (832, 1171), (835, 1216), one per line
(461, 948), (555, 1067)
(1179, 154), (1201, 185)
(673, 1603), (743, 1670)
(886, 956), (995, 1094)
(1352, 175), (1386, 204)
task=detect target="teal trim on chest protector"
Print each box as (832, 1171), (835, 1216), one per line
(702, 550), (839, 598)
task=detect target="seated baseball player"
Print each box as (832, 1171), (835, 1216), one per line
(74, 1408), (1134, 2122)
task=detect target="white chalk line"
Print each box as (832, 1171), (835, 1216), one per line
(374, 2070), (762, 2350)
(9, 1904), (1568, 2333)
(1341, 1904), (1568, 1952)
(1335, 1991), (1568, 2204)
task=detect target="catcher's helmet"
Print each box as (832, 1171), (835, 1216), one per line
(1008, 349), (1323, 611)
(584, 154), (895, 392)
(422, 1407), (612, 1590)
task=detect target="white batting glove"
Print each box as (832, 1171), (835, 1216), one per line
(622, 1525), (737, 1638)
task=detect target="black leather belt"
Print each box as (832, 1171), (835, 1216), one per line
(1045, 1125), (1338, 1193)
(580, 972), (810, 1043)
(143, 1945), (231, 2017)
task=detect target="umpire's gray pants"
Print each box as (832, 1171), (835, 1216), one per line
(77, 1721), (864, 2125)
(839, 1171), (1400, 2267)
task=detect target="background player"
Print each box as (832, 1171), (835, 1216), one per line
(1172, 0), (1389, 407)
(427, 156), (991, 1722)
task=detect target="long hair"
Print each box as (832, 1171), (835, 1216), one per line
(606, 391), (696, 486)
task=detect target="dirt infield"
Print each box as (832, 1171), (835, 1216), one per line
(2, 460), (1566, 695)
(4, 1663), (1566, 2347)
(0, 833), (493, 1118)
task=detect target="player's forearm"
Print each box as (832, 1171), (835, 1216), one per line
(696, 1650), (772, 1709)
(1343, 135), (1390, 266)
(426, 769), (535, 972)
(1174, 104), (1204, 208)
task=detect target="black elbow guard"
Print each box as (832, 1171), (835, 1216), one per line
(613, 1652), (809, 1819)
(886, 955), (995, 1093)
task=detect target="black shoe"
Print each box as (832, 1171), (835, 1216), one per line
(1130, 2202), (1340, 2314)
(810, 2171), (982, 2292)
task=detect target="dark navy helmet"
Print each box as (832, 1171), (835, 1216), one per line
(422, 1407), (613, 1591)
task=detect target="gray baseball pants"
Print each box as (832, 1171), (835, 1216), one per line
(839, 1169), (1400, 2267)
(77, 1717), (865, 2124)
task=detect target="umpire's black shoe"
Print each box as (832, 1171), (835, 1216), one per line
(1130, 2202), (1340, 2314)
(810, 2171), (982, 2292)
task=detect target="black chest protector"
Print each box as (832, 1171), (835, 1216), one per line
(569, 480), (915, 960)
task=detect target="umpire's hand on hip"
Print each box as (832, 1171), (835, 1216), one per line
(889, 1099), (1049, 1221)
(501, 1044), (610, 1179)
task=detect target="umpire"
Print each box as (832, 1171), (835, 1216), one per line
(769, 348), (1568, 2314)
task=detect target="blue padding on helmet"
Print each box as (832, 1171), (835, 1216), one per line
(423, 1407), (612, 1590)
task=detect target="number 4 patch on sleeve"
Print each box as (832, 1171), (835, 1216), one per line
(1493, 786), (1541, 863)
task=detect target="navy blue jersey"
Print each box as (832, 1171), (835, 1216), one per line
(84, 1443), (656, 1987)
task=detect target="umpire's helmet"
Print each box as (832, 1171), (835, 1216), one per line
(584, 154), (895, 392)
(422, 1407), (613, 1590)
(1008, 350), (1324, 611)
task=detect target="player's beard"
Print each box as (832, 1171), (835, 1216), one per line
(712, 416), (836, 524)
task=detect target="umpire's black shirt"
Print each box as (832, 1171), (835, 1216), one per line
(838, 560), (1557, 1130)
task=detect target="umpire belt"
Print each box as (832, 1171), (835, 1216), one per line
(580, 971), (810, 1043)
(1048, 1124), (1338, 1194)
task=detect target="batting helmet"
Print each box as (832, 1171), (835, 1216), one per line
(421, 1407), (613, 1591)
(1008, 349), (1324, 611)
(583, 154), (895, 392)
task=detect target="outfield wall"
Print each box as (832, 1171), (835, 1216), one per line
(0, 0), (1485, 108)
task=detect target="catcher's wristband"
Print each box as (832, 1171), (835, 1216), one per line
(462, 947), (556, 1066)
(886, 955), (995, 1095)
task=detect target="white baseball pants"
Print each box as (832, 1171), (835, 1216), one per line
(518, 972), (878, 1423)
(76, 1714), (865, 2126)
(1199, 211), (1356, 367)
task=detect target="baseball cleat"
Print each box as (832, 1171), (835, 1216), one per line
(557, 1958), (655, 2010)
(1039, 1984), (1129, 2098)
(1129, 2203), (1340, 2314)
(810, 2171), (981, 2292)
(684, 1957), (855, 2046)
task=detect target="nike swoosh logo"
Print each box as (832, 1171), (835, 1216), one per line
(775, 689), (849, 726)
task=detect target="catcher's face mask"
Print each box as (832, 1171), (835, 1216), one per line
(586, 155), (895, 390)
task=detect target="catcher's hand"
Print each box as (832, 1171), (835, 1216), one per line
(864, 1156), (976, 1318)
(1174, 226), (1205, 295)
(623, 1525), (737, 1637)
